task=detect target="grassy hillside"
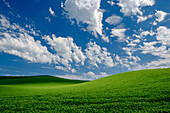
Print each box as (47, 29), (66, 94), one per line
(0, 75), (86, 85)
(0, 68), (169, 112)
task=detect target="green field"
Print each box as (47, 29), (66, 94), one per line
(0, 68), (170, 112)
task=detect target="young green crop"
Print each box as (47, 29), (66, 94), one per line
(0, 68), (169, 112)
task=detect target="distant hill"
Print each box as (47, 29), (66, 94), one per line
(0, 75), (87, 85)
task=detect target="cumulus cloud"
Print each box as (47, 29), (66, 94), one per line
(56, 71), (108, 80)
(55, 66), (68, 72)
(156, 26), (170, 46)
(155, 10), (168, 22)
(0, 15), (86, 73)
(114, 54), (141, 70)
(140, 41), (158, 54)
(0, 15), (39, 36)
(56, 65), (77, 73)
(0, 15), (10, 29)
(49, 7), (55, 16)
(55, 74), (88, 80)
(0, 33), (56, 63)
(83, 71), (108, 79)
(0, 15), (55, 64)
(137, 16), (148, 23)
(137, 26), (170, 68)
(85, 41), (115, 67)
(139, 42), (170, 68)
(110, 28), (127, 42)
(101, 35), (109, 43)
(63, 0), (107, 42)
(107, 0), (115, 6)
(123, 26), (170, 70)
(117, 0), (155, 16)
(61, 2), (64, 8)
(83, 71), (95, 76)
(137, 15), (153, 23)
(42, 35), (86, 67)
(144, 57), (170, 69)
(105, 15), (122, 25)
(71, 68), (77, 73)
(140, 30), (155, 37)
(153, 21), (157, 26)
(133, 29), (155, 38)
(127, 39), (140, 47)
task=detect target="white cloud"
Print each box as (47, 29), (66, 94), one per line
(140, 41), (158, 54)
(114, 36), (142, 69)
(0, 15), (39, 36)
(127, 41), (139, 47)
(0, 15), (55, 64)
(56, 71), (108, 80)
(123, 26), (170, 70)
(63, 0), (107, 42)
(55, 74), (89, 80)
(0, 32), (55, 64)
(139, 43), (170, 68)
(0, 15), (10, 29)
(153, 21), (157, 25)
(110, 28), (127, 42)
(107, 0), (115, 6)
(137, 16), (148, 23)
(85, 41), (115, 67)
(137, 14), (153, 23)
(156, 26), (170, 46)
(83, 71), (95, 76)
(155, 10), (168, 22)
(2, 0), (11, 8)
(138, 26), (170, 68)
(144, 58), (170, 69)
(45, 17), (51, 22)
(0, 15), (85, 73)
(133, 39), (140, 43)
(105, 15), (122, 25)
(42, 35), (86, 67)
(83, 71), (108, 79)
(114, 54), (141, 70)
(133, 29), (155, 38)
(140, 30), (155, 37)
(61, 2), (64, 8)
(127, 39), (140, 47)
(101, 35), (109, 43)
(71, 68), (77, 73)
(117, 0), (155, 16)
(137, 15), (153, 23)
(55, 66), (68, 72)
(49, 7), (55, 16)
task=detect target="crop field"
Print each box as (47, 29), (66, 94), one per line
(0, 68), (170, 112)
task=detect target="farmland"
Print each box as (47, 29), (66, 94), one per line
(0, 68), (169, 112)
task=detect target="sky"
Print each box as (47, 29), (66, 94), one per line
(0, 0), (170, 80)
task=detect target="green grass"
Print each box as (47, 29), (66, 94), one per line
(0, 68), (169, 112)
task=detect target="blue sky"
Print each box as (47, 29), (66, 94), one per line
(0, 0), (170, 80)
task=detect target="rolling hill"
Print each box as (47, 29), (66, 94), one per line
(0, 75), (86, 85)
(0, 68), (169, 112)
